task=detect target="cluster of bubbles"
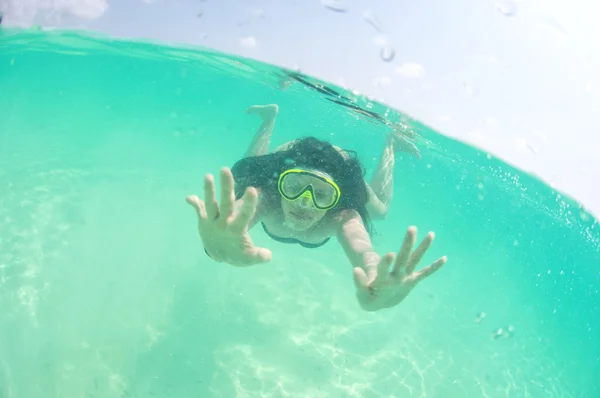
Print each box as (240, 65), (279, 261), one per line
(320, 1), (395, 63)
(475, 312), (516, 340)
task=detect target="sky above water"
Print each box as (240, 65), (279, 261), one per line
(2, 0), (599, 216)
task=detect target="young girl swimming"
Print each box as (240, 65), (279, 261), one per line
(186, 104), (447, 312)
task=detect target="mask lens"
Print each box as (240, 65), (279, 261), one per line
(281, 173), (310, 197)
(279, 170), (339, 209)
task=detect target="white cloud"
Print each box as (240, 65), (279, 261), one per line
(240, 36), (258, 48)
(394, 62), (425, 78)
(372, 76), (391, 87)
(439, 113), (453, 122)
(2, 0), (108, 24)
(478, 54), (499, 64)
(62, 0), (107, 19)
(482, 116), (497, 126)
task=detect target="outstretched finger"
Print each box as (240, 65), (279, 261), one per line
(352, 267), (370, 290)
(412, 256), (447, 283)
(185, 195), (207, 220)
(406, 232), (434, 274)
(373, 252), (394, 285)
(204, 174), (220, 221)
(229, 187), (259, 233)
(219, 168), (236, 220)
(391, 226), (416, 276)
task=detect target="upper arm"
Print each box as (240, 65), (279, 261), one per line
(273, 140), (299, 153)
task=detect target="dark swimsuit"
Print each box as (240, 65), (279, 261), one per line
(204, 186), (331, 258)
(260, 222), (330, 248)
(204, 222), (330, 259)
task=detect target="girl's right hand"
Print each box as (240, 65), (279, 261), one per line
(186, 167), (272, 266)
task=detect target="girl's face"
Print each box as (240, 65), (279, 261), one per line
(281, 195), (328, 231)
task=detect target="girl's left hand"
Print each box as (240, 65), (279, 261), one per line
(353, 226), (447, 311)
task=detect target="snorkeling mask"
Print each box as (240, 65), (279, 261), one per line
(277, 168), (341, 210)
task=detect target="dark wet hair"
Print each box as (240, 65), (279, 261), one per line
(231, 136), (373, 236)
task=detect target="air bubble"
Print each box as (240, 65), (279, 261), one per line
(527, 142), (538, 154)
(363, 11), (382, 32)
(545, 17), (568, 38)
(475, 312), (487, 323)
(379, 45), (395, 62)
(322, 0), (347, 12)
(496, 0), (517, 17)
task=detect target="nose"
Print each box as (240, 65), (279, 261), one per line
(295, 190), (314, 209)
(298, 195), (312, 208)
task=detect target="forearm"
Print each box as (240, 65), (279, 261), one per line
(337, 229), (378, 265)
(359, 251), (380, 281)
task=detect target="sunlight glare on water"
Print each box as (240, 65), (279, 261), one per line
(0, 28), (599, 398)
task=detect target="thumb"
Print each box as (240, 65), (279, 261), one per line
(352, 267), (369, 290)
(245, 246), (273, 265)
(185, 195), (206, 218)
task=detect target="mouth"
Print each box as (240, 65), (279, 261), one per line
(290, 211), (311, 221)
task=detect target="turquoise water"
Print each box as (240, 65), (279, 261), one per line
(1, 28), (599, 397)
